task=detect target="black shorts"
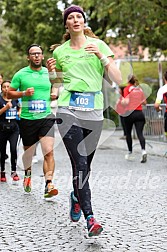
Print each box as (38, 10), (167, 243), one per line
(19, 115), (55, 146)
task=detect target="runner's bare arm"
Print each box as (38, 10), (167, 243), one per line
(7, 87), (34, 99)
(84, 44), (122, 85)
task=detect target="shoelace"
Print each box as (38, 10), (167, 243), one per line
(24, 177), (31, 185)
(88, 217), (95, 225)
(74, 203), (80, 213)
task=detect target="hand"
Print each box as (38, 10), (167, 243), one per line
(154, 103), (162, 112)
(6, 101), (12, 109)
(46, 58), (56, 72)
(26, 87), (34, 96)
(50, 93), (58, 100)
(84, 44), (103, 59)
(155, 106), (162, 112)
(121, 98), (129, 106)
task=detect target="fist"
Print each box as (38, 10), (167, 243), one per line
(6, 101), (12, 109)
(26, 87), (34, 96)
(46, 58), (56, 72)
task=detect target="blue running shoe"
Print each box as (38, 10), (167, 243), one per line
(70, 191), (81, 222)
(87, 215), (103, 237)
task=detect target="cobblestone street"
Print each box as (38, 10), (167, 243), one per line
(1, 130), (167, 252)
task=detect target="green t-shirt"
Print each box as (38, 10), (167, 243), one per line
(10, 66), (52, 120)
(53, 37), (114, 110)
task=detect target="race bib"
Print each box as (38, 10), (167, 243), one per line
(28, 100), (46, 113)
(69, 92), (95, 111)
(5, 108), (17, 119)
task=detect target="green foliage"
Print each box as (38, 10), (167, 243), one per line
(102, 60), (167, 127)
(132, 61), (167, 103)
(74, 0), (167, 57)
(1, 0), (167, 57)
(1, 0), (64, 54)
(0, 0), (167, 82)
(0, 19), (27, 79)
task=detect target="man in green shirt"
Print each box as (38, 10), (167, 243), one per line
(7, 44), (58, 198)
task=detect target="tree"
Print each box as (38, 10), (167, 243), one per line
(0, 18), (27, 78)
(75, 0), (167, 58)
(0, 0), (64, 54)
(0, 0), (167, 58)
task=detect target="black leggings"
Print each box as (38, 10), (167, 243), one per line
(124, 110), (146, 152)
(0, 125), (19, 172)
(57, 113), (103, 219)
(164, 112), (167, 133)
(120, 115), (127, 136)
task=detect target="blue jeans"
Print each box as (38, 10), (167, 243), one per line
(57, 113), (103, 219)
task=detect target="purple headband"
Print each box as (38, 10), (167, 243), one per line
(63, 5), (86, 26)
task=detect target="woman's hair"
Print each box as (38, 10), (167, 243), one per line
(50, 28), (98, 51)
(128, 75), (139, 86)
(50, 44), (61, 51)
(63, 27), (98, 42)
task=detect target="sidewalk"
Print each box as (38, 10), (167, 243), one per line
(1, 128), (167, 251)
(99, 129), (167, 157)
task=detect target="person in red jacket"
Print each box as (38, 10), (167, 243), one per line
(122, 75), (147, 163)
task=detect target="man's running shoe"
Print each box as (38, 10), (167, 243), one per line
(141, 153), (147, 163)
(23, 175), (31, 193)
(11, 172), (20, 181)
(0, 171), (7, 182)
(87, 215), (103, 237)
(70, 191), (81, 222)
(44, 183), (58, 198)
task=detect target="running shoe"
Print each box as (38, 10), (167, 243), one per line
(11, 172), (20, 181)
(87, 215), (103, 237)
(141, 153), (147, 163)
(44, 182), (58, 198)
(70, 191), (81, 222)
(125, 153), (135, 161)
(23, 175), (31, 193)
(0, 171), (7, 182)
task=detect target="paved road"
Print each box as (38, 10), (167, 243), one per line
(1, 129), (167, 252)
